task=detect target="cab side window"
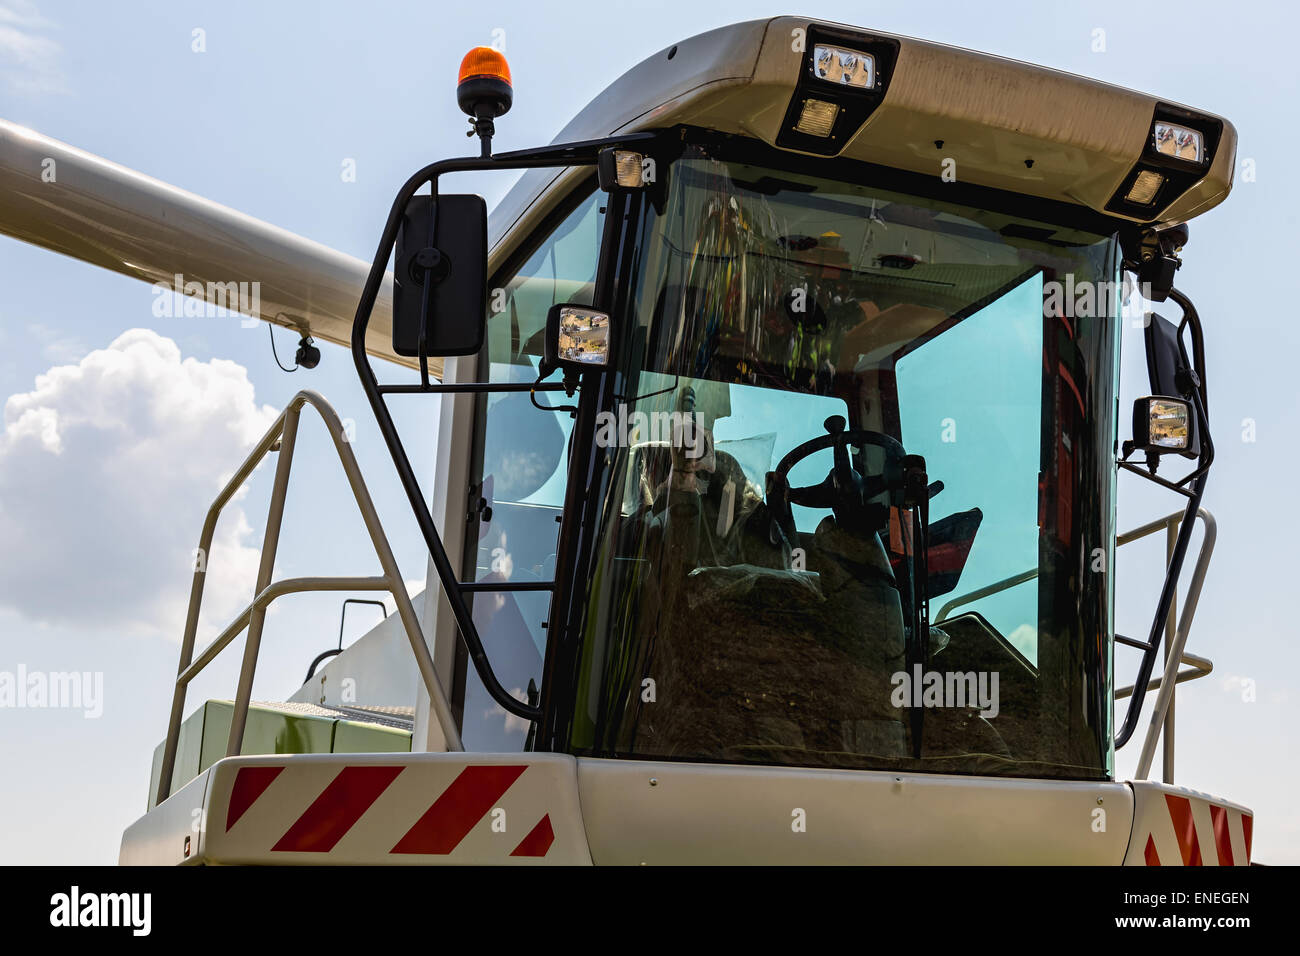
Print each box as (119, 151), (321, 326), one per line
(486, 185), (605, 372)
(457, 185), (605, 752)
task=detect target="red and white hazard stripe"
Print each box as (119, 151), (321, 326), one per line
(1126, 782), (1253, 866)
(200, 753), (590, 865)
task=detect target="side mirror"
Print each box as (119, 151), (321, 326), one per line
(1138, 310), (1200, 459)
(1131, 396), (1195, 458)
(544, 303), (610, 372)
(392, 194), (487, 358)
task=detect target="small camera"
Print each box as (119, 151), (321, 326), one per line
(295, 335), (320, 370)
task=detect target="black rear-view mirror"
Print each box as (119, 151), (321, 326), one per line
(392, 194), (487, 358)
(1134, 310), (1199, 459)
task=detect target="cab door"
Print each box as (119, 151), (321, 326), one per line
(450, 184), (607, 752)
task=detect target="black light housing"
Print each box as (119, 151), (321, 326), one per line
(597, 148), (649, 190)
(776, 27), (899, 156)
(1130, 396), (1195, 459)
(1106, 104), (1223, 219)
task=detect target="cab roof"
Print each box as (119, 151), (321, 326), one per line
(490, 16), (1235, 261)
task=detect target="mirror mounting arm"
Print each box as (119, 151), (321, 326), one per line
(1115, 284), (1213, 749)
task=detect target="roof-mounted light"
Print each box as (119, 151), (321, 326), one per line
(794, 98), (840, 137)
(811, 44), (877, 89)
(457, 47), (513, 157)
(1125, 169), (1166, 205)
(1106, 106), (1222, 219)
(1152, 121), (1204, 164)
(457, 46), (512, 90)
(778, 29), (898, 156)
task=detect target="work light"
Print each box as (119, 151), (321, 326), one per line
(794, 98), (840, 137)
(1132, 396), (1194, 454)
(597, 149), (647, 189)
(545, 303), (611, 372)
(812, 44), (877, 89)
(1152, 122), (1204, 164)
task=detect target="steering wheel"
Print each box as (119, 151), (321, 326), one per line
(766, 415), (907, 543)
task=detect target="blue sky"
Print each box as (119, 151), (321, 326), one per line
(0, 0), (1296, 864)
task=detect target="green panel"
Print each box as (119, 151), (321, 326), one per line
(147, 702), (207, 810)
(197, 701), (335, 775)
(148, 700), (411, 808)
(333, 719), (411, 754)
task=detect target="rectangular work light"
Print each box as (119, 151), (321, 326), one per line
(777, 29), (898, 156)
(597, 149), (648, 190)
(1132, 396), (1194, 454)
(811, 44), (877, 89)
(794, 98), (841, 137)
(1125, 169), (1166, 205)
(1152, 122), (1205, 164)
(1106, 105), (1222, 218)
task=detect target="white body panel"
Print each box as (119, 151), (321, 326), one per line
(288, 597), (424, 709)
(122, 753), (590, 866)
(576, 759), (1133, 865)
(128, 753), (1249, 865)
(119, 771), (208, 866)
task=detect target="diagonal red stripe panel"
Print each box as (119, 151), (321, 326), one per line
(1165, 794), (1203, 866)
(391, 764), (527, 855)
(1209, 805), (1234, 867)
(226, 766), (284, 831)
(510, 814), (555, 858)
(1242, 814), (1253, 864)
(272, 766), (404, 853)
(1144, 834), (1161, 866)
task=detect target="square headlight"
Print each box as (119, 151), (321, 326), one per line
(1133, 396), (1193, 453)
(545, 303), (610, 371)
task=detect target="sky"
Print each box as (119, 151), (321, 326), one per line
(0, 0), (1296, 865)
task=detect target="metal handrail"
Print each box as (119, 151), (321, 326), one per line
(1116, 650), (1212, 700)
(155, 389), (461, 807)
(304, 599), (389, 684)
(931, 508), (1215, 783)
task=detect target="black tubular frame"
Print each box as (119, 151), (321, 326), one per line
(1113, 285), (1213, 748)
(305, 598), (389, 683)
(349, 121), (1211, 753)
(349, 132), (658, 725)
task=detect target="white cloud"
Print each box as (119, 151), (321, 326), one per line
(0, 329), (279, 639)
(0, 0), (63, 95)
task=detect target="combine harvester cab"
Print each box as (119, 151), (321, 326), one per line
(0, 15), (1252, 865)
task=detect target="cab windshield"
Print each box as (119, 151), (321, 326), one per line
(559, 145), (1122, 778)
